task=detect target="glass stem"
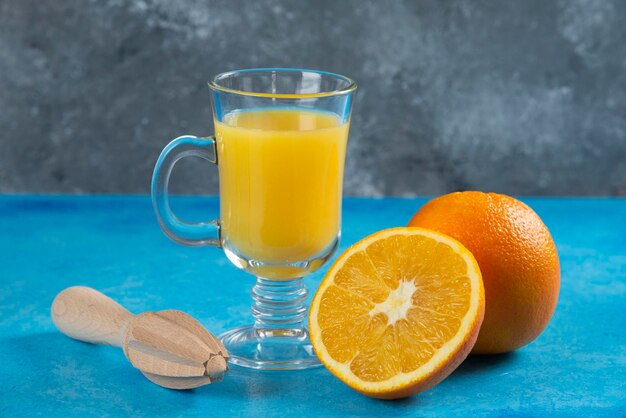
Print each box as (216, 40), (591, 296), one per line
(251, 277), (308, 330)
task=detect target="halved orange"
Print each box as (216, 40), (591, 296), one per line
(309, 227), (484, 399)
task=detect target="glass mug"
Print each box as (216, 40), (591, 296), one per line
(151, 68), (356, 370)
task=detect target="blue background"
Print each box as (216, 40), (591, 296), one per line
(1, 196), (624, 416)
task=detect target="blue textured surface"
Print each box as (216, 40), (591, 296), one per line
(0, 196), (625, 417)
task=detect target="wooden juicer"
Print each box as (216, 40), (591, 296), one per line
(51, 286), (229, 389)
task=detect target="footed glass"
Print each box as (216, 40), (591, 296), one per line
(151, 68), (356, 370)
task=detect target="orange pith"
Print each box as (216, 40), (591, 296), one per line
(309, 227), (484, 399)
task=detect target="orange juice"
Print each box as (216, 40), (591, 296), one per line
(215, 108), (349, 264)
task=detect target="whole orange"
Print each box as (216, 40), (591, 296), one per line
(408, 191), (560, 354)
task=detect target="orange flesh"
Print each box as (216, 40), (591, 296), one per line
(317, 234), (472, 382)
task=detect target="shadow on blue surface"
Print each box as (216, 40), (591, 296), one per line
(203, 367), (422, 402)
(451, 352), (518, 379)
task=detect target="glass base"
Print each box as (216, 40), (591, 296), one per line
(220, 325), (321, 370)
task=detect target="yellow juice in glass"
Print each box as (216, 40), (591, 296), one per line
(215, 108), (349, 265)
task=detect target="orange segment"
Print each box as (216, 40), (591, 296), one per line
(309, 227), (485, 399)
(334, 251), (389, 303)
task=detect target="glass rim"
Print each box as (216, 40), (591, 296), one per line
(208, 68), (357, 99)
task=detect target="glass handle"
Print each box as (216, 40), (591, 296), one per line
(151, 135), (221, 247)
